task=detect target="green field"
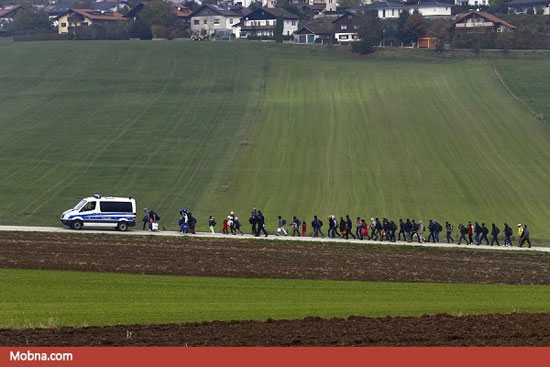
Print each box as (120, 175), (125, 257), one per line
(0, 42), (549, 240)
(2, 268), (550, 328)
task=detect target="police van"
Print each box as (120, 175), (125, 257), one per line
(60, 194), (137, 231)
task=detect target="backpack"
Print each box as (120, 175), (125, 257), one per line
(436, 223), (442, 232)
(282, 219), (287, 226)
(296, 219), (301, 226)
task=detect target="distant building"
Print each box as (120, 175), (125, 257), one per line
(361, 1), (452, 19)
(236, 7), (298, 38)
(90, 1), (131, 13)
(294, 21), (333, 43)
(451, 10), (517, 32)
(0, 4), (23, 31)
(454, 0), (490, 7)
(508, 0), (550, 14)
(189, 4), (248, 38)
(56, 8), (126, 34)
(332, 11), (363, 42)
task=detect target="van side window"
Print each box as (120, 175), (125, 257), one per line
(80, 201), (96, 212)
(100, 201), (132, 213)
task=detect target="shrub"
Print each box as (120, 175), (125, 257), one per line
(130, 19), (153, 40)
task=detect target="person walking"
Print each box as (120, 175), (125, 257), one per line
(417, 220), (425, 243)
(228, 216), (235, 235)
(490, 223), (500, 246)
(434, 220), (441, 243)
(234, 217), (244, 235)
(346, 215), (356, 239)
(519, 224), (531, 248)
(188, 212), (196, 234)
(405, 218), (412, 242)
(276, 216), (288, 236)
(249, 210), (258, 235)
(356, 217), (363, 240)
(339, 216), (347, 239)
(311, 215), (324, 237)
(208, 215), (216, 234)
(503, 223), (513, 247)
(427, 220), (435, 243)
(142, 208), (151, 230)
(457, 224), (468, 245)
(398, 219), (405, 241)
(291, 217), (301, 237)
(445, 222), (454, 243)
(480, 223), (490, 245)
(467, 221), (474, 245)
(222, 217), (228, 235)
(517, 224), (523, 246)
(474, 222), (482, 245)
(389, 220), (397, 242)
(410, 219), (419, 242)
(256, 210), (268, 237)
(302, 220), (307, 237)
(361, 219), (370, 240)
(328, 216), (338, 238)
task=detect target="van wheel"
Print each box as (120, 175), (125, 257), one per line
(72, 220), (83, 230)
(117, 222), (128, 232)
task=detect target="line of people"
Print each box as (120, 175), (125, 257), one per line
(185, 209), (533, 248)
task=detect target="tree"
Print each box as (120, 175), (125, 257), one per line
(338, 0), (362, 10)
(397, 10), (410, 44)
(71, 0), (92, 9)
(274, 14), (283, 42)
(536, 6), (544, 15)
(526, 7), (535, 15)
(402, 11), (427, 43)
(351, 13), (382, 55)
(139, 0), (178, 32)
(130, 18), (153, 39)
(6, 8), (52, 35)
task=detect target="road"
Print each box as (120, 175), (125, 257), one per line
(0, 225), (548, 253)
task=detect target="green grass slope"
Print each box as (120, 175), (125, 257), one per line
(3, 268), (550, 328)
(0, 42), (548, 239)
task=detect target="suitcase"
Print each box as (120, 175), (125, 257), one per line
(151, 222), (159, 232)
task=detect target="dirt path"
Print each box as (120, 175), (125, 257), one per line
(2, 313), (550, 347)
(1, 232), (549, 285)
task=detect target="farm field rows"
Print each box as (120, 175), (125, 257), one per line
(0, 42), (549, 241)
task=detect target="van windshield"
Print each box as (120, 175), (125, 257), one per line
(73, 200), (86, 210)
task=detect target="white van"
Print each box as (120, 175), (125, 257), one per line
(61, 194), (137, 231)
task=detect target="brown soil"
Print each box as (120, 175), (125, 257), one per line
(2, 313), (550, 347)
(1, 232), (549, 285)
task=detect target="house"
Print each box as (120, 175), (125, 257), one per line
(451, 10), (517, 32)
(294, 18), (333, 43)
(125, 2), (192, 22)
(189, 4), (247, 38)
(509, 0), (550, 14)
(287, 0), (337, 12)
(454, 0), (490, 7)
(406, 1), (453, 17)
(56, 8), (126, 34)
(362, 1), (407, 19)
(332, 11), (363, 42)
(237, 7), (298, 38)
(361, 1), (452, 19)
(90, 1), (131, 13)
(0, 4), (23, 30)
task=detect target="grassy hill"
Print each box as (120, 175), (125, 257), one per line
(0, 41), (549, 241)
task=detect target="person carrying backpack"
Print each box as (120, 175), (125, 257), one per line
(434, 220), (442, 242)
(474, 222), (482, 245)
(276, 216), (288, 236)
(398, 219), (405, 241)
(457, 224), (468, 245)
(356, 217), (363, 240)
(490, 223), (500, 246)
(188, 212), (197, 234)
(291, 217), (301, 237)
(405, 218), (412, 242)
(389, 220), (397, 242)
(480, 223), (489, 245)
(503, 223), (513, 247)
(427, 220), (435, 243)
(311, 215), (324, 237)
(446, 222), (454, 243)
